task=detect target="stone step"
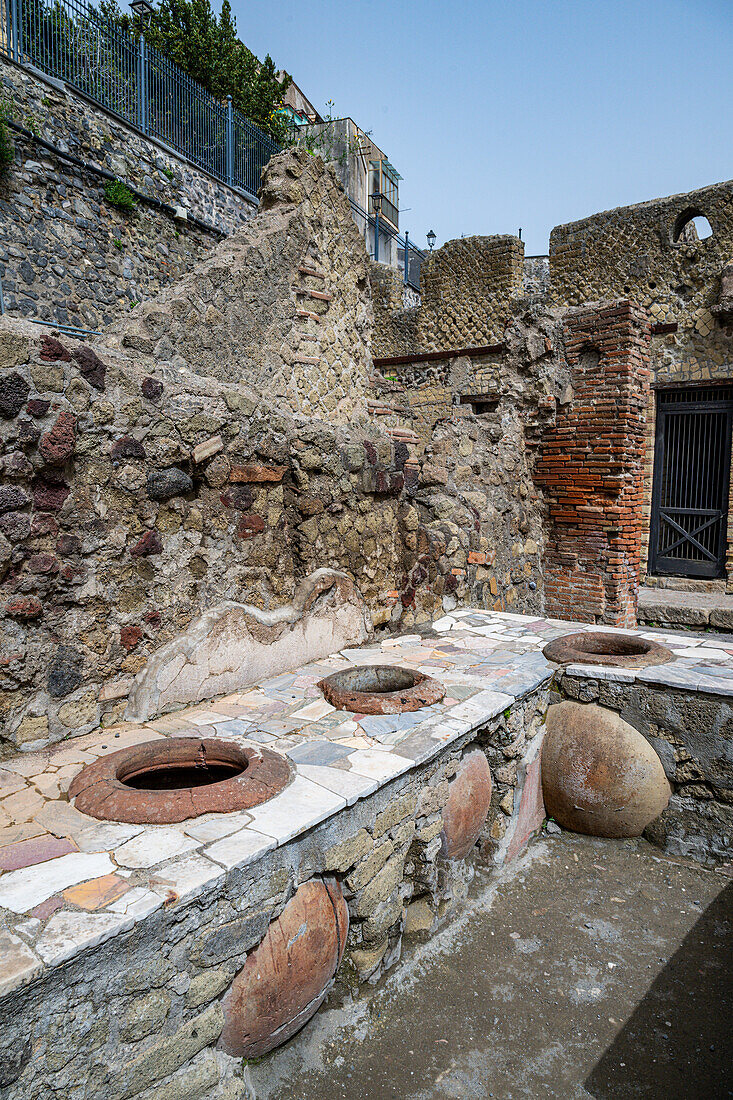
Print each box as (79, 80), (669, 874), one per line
(638, 586), (733, 631)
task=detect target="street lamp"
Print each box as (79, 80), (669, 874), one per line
(129, 0), (155, 21)
(427, 229), (436, 251)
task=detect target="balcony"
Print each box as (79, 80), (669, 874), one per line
(369, 192), (399, 231)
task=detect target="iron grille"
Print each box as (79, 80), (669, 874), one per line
(650, 386), (733, 578)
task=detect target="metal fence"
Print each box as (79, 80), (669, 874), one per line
(348, 198), (424, 292)
(1, 0), (279, 198)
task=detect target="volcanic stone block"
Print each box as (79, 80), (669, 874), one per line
(0, 487), (29, 514)
(47, 646), (84, 698)
(5, 596), (43, 621)
(141, 377), (164, 401)
(0, 373), (30, 419)
(0, 511), (30, 542)
(219, 878), (348, 1058)
(111, 435), (146, 462)
(129, 530), (163, 557)
(146, 468), (193, 501)
(542, 702), (670, 838)
(31, 477), (70, 512)
(71, 346), (106, 389)
(39, 411), (76, 465)
(39, 336), (70, 362)
(440, 749), (493, 860)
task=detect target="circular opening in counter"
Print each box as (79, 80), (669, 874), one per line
(318, 664), (445, 714)
(542, 631), (672, 669)
(68, 737), (293, 824)
(121, 761), (245, 791)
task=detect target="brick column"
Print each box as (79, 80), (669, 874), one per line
(536, 302), (651, 626)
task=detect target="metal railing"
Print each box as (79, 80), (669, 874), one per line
(349, 198), (424, 292)
(1, 0), (279, 198)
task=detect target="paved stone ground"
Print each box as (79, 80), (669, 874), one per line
(250, 833), (732, 1100)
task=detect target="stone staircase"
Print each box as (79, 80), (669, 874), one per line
(638, 585), (733, 631)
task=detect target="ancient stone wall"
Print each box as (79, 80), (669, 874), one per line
(522, 255), (550, 301)
(370, 263), (420, 358)
(550, 179), (733, 341)
(0, 317), (388, 750)
(372, 235), (524, 357)
(0, 150), (557, 752)
(550, 180), (733, 588)
(369, 307), (571, 617)
(117, 150), (372, 421)
(0, 313), (554, 748)
(0, 58), (256, 330)
(535, 302), (652, 626)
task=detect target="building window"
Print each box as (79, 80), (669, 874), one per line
(369, 160), (400, 229)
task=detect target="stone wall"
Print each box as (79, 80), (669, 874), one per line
(0, 57), (256, 330)
(558, 672), (732, 864)
(0, 687), (548, 1100)
(549, 179), (733, 589)
(0, 150), (561, 751)
(0, 312), (394, 750)
(117, 150), (372, 421)
(535, 303), (652, 626)
(372, 235), (524, 357)
(522, 255), (550, 301)
(368, 306), (572, 618)
(549, 179), (733, 336)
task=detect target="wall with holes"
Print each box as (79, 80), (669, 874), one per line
(370, 235), (525, 357)
(549, 178), (733, 343)
(118, 149), (373, 421)
(0, 57), (256, 331)
(550, 179), (733, 589)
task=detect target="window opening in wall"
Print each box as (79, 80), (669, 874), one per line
(672, 210), (714, 244)
(459, 394), (500, 415)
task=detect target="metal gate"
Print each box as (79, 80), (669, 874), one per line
(649, 386), (733, 578)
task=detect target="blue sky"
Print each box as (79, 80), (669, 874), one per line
(233, 0), (733, 256)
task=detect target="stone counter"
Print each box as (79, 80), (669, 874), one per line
(0, 610), (730, 1097)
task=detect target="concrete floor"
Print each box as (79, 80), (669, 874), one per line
(250, 833), (732, 1100)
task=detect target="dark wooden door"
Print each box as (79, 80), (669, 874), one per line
(649, 386), (733, 579)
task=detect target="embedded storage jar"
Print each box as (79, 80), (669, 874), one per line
(543, 631), (672, 669)
(68, 737), (293, 824)
(318, 664), (445, 714)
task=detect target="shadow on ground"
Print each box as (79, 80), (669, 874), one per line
(585, 881), (732, 1100)
(250, 834), (732, 1100)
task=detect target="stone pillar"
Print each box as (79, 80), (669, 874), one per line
(536, 302), (651, 626)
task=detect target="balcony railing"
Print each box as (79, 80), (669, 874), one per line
(369, 191), (399, 231)
(349, 198), (424, 292)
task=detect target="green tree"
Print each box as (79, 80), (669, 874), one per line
(99, 0), (291, 141)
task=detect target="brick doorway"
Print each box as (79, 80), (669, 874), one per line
(649, 386), (733, 579)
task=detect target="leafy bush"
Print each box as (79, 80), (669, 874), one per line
(104, 179), (137, 211)
(100, 0), (291, 143)
(0, 101), (14, 175)
(0, 121), (13, 175)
